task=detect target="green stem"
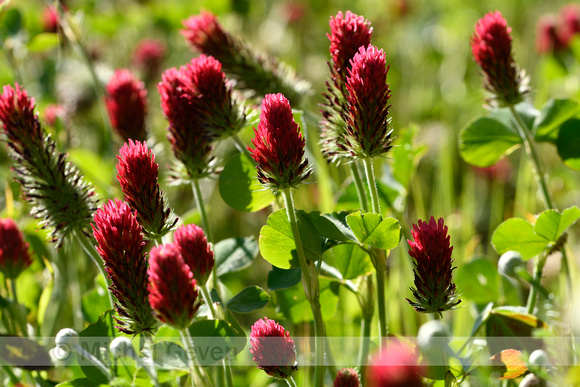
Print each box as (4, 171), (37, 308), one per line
(282, 188), (325, 387)
(350, 162), (369, 212)
(508, 106), (572, 301)
(231, 133), (254, 162)
(9, 279), (28, 337)
(526, 253), (547, 315)
(433, 312), (441, 320)
(192, 179), (217, 293)
(141, 332), (160, 387)
(286, 376), (298, 387)
(362, 158), (381, 215)
(75, 231), (115, 312)
(199, 283), (217, 319)
(358, 313), (371, 383)
(180, 328), (213, 387)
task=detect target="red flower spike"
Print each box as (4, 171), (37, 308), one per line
(92, 199), (156, 334)
(367, 341), (424, 387)
(536, 15), (567, 54)
(158, 67), (215, 180)
(406, 216), (461, 315)
(0, 218), (33, 279)
(248, 93), (311, 192)
(42, 6), (59, 33)
(320, 11), (373, 164)
(0, 84), (96, 247)
(173, 224), (214, 286)
(116, 140), (177, 240)
(560, 4), (580, 45)
(183, 55), (246, 140)
(343, 45), (393, 159)
(328, 11), (373, 83)
(471, 11), (528, 106)
(131, 39), (167, 83)
(333, 368), (361, 387)
(147, 244), (200, 330)
(105, 69), (148, 142)
(250, 317), (297, 379)
(181, 11), (310, 105)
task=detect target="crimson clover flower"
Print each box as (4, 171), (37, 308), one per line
(333, 368), (361, 387)
(471, 11), (528, 106)
(560, 4), (580, 45)
(92, 199), (156, 334)
(116, 140), (177, 240)
(158, 67), (215, 181)
(342, 45), (393, 159)
(406, 216), (461, 315)
(181, 11), (310, 105)
(0, 218), (33, 279)
(147, 243), (200, 330)
(367, 341), (424, 387)
(183, 54), (246, 140)
(320, 11), (373, 163)
(105, 69), (148, 142)
(131, 38), (167, 83)
(173, 223), (214, 286)
(250, 317), (297, 379)
(248, 93), (311, 192)
(536, 15), (567, 54)
(0, 84), (97, 247)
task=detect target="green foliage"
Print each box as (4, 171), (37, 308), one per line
(455, 258), (499, 304)
(226, 286), (269, 313)
(187, 319), (246, 365)
(492, 206), (580, 259)
(533, 99), (580, 142)
(345, 212), (400, 250)
(214, 236), (259, 277)
(459, 117), (521, 167)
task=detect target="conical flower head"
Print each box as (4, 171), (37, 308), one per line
(147, 243), (200, 330)
(92, 199), (156, 334)
(328, 11), (373, 84)
(561, 4), (580, 45)
(320, 11), (373, 164)
(343, 45), (393, 159)
(536, 15), (567, 54)
(0, 218), (33, 279)
(181, 11), (310, 105)
(131, 38), (167, 83)
(116, 140), (177, 240)
(158, 67), (214, 180)
(0, 84), (97, 247)
(173, 223), (214, 286)
(471, 11), (528, 106)
(406, 216), (461, 315)
(367, 341), (424, 387)
(105, 69), (148, 142)
(248, 93), (311, 192)
(250, 317), (297, 379)
(334, 368), (361, 387)
(184, 55), (246, 140)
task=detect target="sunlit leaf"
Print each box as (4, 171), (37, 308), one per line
(490, 349), (527, 379)
(459, 117), (521, 167)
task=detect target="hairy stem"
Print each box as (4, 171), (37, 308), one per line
(350, 162), (369, 212)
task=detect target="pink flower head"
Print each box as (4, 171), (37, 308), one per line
(158, 67), (214, 179)
(147, 243), (200, 330)
(0, 219), (33, 279)
(181, 11), (230, 56)
(116, 140), (177, 240)
(367, 341), (424, 387)
(406, 217), (461, 315)
(560, 4), (580, 45)
(343, 45), (393, 158)
(536, 15), (567, 54)
(334, 368), (361, 387)
(183, 55), (246, 140)
(250, 317), (297, 379)
(173, 224), (214, 286)
(471, 11), (527, 106)
(248, 93), (311, 192)
(0, 84), (96, 247)
(131, 38), (167, 82)
(92, 199), (156, 334)
(105, 69), (148, 142)
(42, 5), (59, 33)
(43, 104), (66, 127)
(181, 11), (310, 105)
(328, 11), (373, 82)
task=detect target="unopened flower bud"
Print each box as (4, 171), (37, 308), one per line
(498, 250), (524, 278)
